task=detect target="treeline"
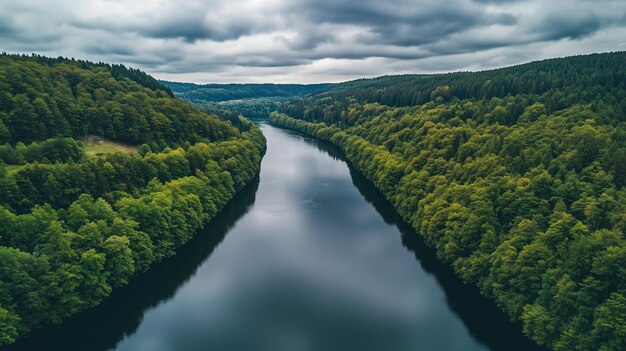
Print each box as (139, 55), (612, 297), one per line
(0, 132), (264, 213)
(194, 98), (289, 120)
(1, 53), (173, 97)
(281, 52), (626, 125)
(163, 81), (332, 103)
(0, 125), (264, 345)
(165, 81), (335, 121)
(0, 54), (239, 147)
(271, 52), (626, 351)
(0, 55), (266, 346)
(0, 137), (83, 165)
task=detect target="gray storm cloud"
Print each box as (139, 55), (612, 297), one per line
(0, 0), (625, 83)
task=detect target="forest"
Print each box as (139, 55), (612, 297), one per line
(163, 81), (333, 119)
(0, 54), (266, 346)
(162, 81), (331, 102)
(271, 51), (626, 351)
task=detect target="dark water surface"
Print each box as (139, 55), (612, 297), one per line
(6, 123), (541, 351)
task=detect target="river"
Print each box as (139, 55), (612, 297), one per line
(5, 123), (541, 351)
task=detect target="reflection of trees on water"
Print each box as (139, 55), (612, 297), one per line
(300, 129), (543, 351)
(5, 179), (259, 351)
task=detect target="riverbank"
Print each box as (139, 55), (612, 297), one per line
(0, 120), (266, 347)
(4, 123), (539, 351)
(269, 112), (546, 349)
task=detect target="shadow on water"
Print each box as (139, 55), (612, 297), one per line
(292, 129), (544, 351)
(4, 178), (260, 351)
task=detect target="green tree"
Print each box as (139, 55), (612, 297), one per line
(0, 307), (19, 345)
(591, 292), (626, 351)
(77, 249), (111, 307)
(102, 235), (134, 287)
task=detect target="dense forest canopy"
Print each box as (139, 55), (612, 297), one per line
(282, 52), (626, 125)
(0, 53), (238, 148)
(0, 54), (265, 346)
(272, 51), (626, 351)
(2, 53), (174, 97)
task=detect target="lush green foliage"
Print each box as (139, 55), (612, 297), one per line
(2, 53), (174, 97)
(272, 51), (626, 350)
(0, 54), (239, 148)
(0, 56), (266, 346)
(282, 52), (626, 124)
(0, 137), (84, 165)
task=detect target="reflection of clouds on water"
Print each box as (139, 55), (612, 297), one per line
(85, 125), (530, 351)
(301, 198), (322, 209)
(10, 123), (537, 351)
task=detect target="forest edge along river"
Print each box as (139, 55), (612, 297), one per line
(4, 122), (542, 351)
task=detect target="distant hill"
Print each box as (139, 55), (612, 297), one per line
(161, 81), (332, 103)
(287, 52), (626, 117)
(161, 81), (334, 119)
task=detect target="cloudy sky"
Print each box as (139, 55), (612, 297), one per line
(1, 0), (625, 83)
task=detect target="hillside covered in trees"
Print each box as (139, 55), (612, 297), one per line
(271, 51), (626, 351)
(162, 81), (332, 119)
(163, 82), (331, 102)
(0, 54), (265, 346)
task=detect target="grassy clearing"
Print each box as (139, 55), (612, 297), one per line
(81, 137), (137, 157)
(1, 138), (137, 177)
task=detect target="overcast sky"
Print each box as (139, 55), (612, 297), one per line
(1, 0), (625, 83)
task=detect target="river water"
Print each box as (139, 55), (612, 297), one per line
(6, 123), (541, 351)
